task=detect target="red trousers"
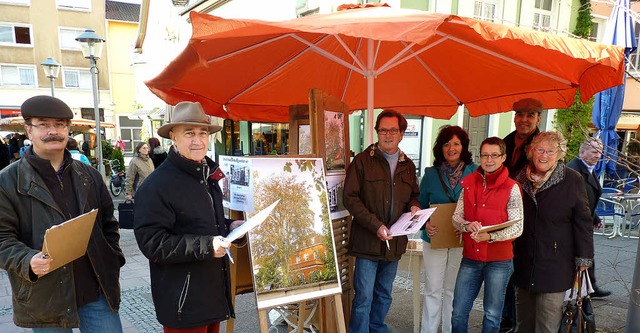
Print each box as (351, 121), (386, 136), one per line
(163, 322), (220, 333)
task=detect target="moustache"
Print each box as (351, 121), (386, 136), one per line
(41, 135), (66, 142)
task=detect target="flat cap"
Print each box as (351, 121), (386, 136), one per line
(21, 95), (73, 120)
(513, 98), (543, 113)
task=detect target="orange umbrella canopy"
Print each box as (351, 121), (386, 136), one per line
(146, 7), (625, 123)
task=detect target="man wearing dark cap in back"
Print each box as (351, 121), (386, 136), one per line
(0, 95), (125, 332)
(500, 98), (543, 332)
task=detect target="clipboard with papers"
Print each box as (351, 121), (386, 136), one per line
(429, 203), (463, 249)
(478, 219), (521, 233)
(42, 209), (98, 273)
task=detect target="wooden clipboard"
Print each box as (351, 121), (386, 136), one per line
(478, 219), (521, 233)
(42, 209), (98, 273)
(429, 203), (462, 249)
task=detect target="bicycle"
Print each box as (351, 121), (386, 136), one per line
(109, 159), (126, 197)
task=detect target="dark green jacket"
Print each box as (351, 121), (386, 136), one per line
(343, 144), (420, 261)
(0, 155), (124, 328)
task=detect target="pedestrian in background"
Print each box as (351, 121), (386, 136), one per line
(67, 137), (91, 165)
(419, 125), (476, 333)
(513, 131), (593, 333)
(134, 101), (245, 333)
(566, 137), (611, 298)
(148, 137), (167, 168)
(343, 109), (420, 333)
(125, 141), (154, 201)
(19, 139), (31, 157)
(0, 95), (125, 332)
(450, 137), (523, 333)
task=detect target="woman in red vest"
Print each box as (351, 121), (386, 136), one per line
(450, 137), (524, 333)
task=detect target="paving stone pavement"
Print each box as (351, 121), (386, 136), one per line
(0, 207), (637, 332)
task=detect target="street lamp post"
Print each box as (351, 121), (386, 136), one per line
(40, 57), (61, 97)
(75, 29), (106, 178)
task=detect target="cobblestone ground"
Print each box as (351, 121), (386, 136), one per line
(0, 213), (637, 332)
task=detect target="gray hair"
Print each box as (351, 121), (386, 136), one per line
(579, 137), (603, 154)
(526, 131), (567, 161)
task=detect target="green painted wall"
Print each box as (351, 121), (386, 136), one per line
(400, 0), (428, 11)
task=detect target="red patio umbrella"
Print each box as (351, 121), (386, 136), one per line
(146, 6), (625, 124)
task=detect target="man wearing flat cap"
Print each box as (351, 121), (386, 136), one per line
(133, 101), (245, 333)
(504, 98), (544, 178)
(499, 97), (543, 333)
(0, 95), (125, 331)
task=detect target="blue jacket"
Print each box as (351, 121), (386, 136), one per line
(419, 162), (477, 242)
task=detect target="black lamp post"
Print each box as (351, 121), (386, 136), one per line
(40, 57), (61, 97)
(75, 29), (106, 178)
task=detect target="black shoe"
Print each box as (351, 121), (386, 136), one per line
(591, 288), (612, 298)
(499, 319), (514, 332)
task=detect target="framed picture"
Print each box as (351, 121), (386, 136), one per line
(242, 157), (342, 309)
(288, 104), (312, 155)
(309, 89), (350, 174)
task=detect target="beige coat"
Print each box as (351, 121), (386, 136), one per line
(125, 155), (155, 197)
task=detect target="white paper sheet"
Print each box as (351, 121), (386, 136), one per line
(224, 200), (280, 242)
(389, 208), (437, 236)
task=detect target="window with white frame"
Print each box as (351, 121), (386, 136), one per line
(59, 28), (86, 50)
(0, 0), (30, 5)
(627, 22), (640, 76)
(57, 0), (90, 11)
(0, 65), (36, 86)
(532, 0), (552, 31)
(0, 23), (32, 46)
(63, 69), (92, 89)
(474, 1), (496, 22)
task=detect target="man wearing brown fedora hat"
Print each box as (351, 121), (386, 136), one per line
(133, 101), (244, 333)
(0, 95), (125, 331)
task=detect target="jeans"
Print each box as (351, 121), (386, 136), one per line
(33, 295), (123, 333)
(349, 257), (399, 333)
(451, 258), (513, 333)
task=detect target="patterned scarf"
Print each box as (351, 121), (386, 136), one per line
(526, 161), (558, 193)
(442, 161), (465, 190)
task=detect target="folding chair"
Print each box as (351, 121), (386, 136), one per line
(595, 188), (624, 237)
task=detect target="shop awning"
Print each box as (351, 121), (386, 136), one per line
(617, 113), (640, 130)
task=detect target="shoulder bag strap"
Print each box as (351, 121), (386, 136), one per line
(436, 168), (456, 203)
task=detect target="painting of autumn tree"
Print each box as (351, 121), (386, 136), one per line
(324, 111), (346, 171)
(248, 158), (341, 308)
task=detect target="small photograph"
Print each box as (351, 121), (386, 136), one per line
(230, 165), (250, 186)
(324, 111), (346, 172)
(326, 173), (349, 220)
(298, 124), (312, 155)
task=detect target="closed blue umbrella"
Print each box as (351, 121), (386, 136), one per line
(593, 0), (637, 176)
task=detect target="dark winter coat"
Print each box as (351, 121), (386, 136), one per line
(566, 158), (602, 225)
(343, 144), (420, 261)
(0, 152), (124, 328)
(504, 128), (540, 178)
(513, 163), (594, 293)
(134, 147), (235, 329)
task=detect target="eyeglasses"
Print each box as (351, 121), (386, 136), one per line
(534, 148), (558, 156)
(28, 122), (68, 130)
(480, 153), (504, 160)
(377, 128), (400, 135)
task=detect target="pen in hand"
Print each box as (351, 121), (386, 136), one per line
(383, 230), (391, 250)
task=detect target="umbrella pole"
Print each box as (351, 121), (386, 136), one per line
(367, 38), (375, 146)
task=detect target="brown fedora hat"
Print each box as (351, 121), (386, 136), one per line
(157, 101), (222, 139)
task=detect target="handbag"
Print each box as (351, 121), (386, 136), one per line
(118, 200), (135, 229)
(559, 270), (596, 333)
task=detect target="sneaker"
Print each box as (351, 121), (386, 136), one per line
(591, 289), (612, 298)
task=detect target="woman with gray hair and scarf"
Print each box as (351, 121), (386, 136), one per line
(512, 131), (594, 333)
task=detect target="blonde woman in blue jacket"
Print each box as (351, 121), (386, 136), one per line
(419, 125), (476, 333)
